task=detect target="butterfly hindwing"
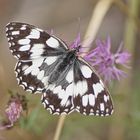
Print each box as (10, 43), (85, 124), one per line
(15, 60), (44, 93)
(15, 54), (66, 93)
(6, 22), (68, 60)
(41, 62), (75, 114)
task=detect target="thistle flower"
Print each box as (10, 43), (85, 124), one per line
(0, 93), (27, 129)
(84, 37), (131, 82)
(5, 100), (23, 125)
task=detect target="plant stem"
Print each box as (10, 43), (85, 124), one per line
(53, 0), (114, 140)
(53, 115), (66, 140)
(114, 0), (140, 32)
(82, 0), (114, 53)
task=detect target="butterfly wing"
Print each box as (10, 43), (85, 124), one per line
(41, 57), (113, 116)
(73, 58), (113, 116)
(41, 62), (75, 114)
(6, 22), (69, 93)
(6, 22), (68, 60)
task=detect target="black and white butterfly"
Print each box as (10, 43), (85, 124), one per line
(6, 22), (113, 116)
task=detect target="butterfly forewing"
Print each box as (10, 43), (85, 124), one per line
(6, 22), (68, 60)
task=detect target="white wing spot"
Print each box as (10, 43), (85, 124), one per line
(57, 88), (65, 99)
(9, 27), (14, 30)
(44, 56), (57, 65)
(45, 100), (49, 105)
(26, 89), (32, 93)
(65, 83), (73, 96)
(42, 76), (49, 85)
(82, 95), (88, 107)
(88, 94), (95, 106)
(20, 26), (26, 30)
(100, 103), (105, 111)
(106, 108), (109, 113)
(93, 83), (104, 98)
(31, 44), (44, 50)
(24, 66), (34, 75)
(74, 80), (88, 96)
(46, 37), (59, 48)
(29, 86), (34, 90)
(10, 37), (14, 40)
(31, 68), (40, 75)
(6, 27), (8, 32)
(74, 81), (82, 96)
(104, 95), (108, 102)
(30, 48), (44, 58)
(7, 38), (10, 41)
(22, 82), (27, 87)
(32, 58), (44, 67)
(56, 108), (60, 112)
(8, 42), (12, 47)
(66, 69), (73, 83)
(47, 108), (52, 114)
(82, 80), (88, 94)
(20, 85), (25, 89)
(26, 29), (40, 39)
(11, 31), (19, 35)
(25, 59), (44, 75)
(37, 70), (45, 80)
(16, 54), (20, 58)
(54, 85), (62, 94)
(18, 39), (31, 45)
(42, 102), (46, 108)
(19, 45), (30, 51)
(49, 105), (54, 110)
(12, 42), (15, 45)
(81, 65), (92, 78)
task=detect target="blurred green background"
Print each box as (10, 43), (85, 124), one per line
(0, 0), (140, 140)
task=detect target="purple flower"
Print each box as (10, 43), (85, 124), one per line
(0, 93), (27, 129)
(5, 101), (23, 125)
(84, 37), (131, 82)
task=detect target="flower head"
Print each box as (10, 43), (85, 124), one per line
(5, 100), (23, 125)
(0, 92), (27, 129)
(84, 37), (131, 82)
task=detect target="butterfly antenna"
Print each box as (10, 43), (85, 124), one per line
(74, 17), (81, 51)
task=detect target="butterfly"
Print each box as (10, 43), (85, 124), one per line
(6, 22), (113, 116)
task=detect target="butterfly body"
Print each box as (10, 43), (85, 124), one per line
(6, 22), (114, 116)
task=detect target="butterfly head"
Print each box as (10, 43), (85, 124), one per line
(73, 45), (81, 53)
